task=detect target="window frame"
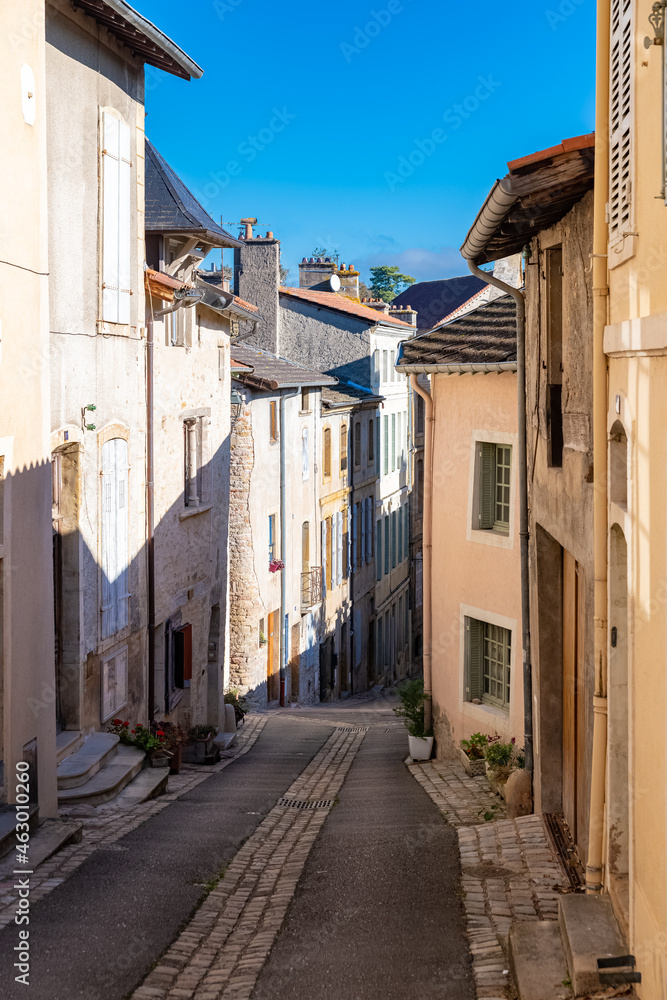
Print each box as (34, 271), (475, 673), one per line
(269, 400), (279, 444)
(323, 426), (332, 480)
(464, 614), (512, 712)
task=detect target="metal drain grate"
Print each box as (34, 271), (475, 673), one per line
(543, 812), (585, 890)
(462, 863), (523, 880)
(277, 797), (333, 810)
(335, 726), (368, 733)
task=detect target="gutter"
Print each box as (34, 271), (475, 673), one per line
(396, 354), (517, 376)
(409, 376), (434, 733)
(461, 212), (534, 778)
(89, 0), (204, 79)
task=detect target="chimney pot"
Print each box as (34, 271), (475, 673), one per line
(267, 231), (273, 238)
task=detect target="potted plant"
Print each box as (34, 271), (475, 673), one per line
(460, 732), (490, 776)
(132, 724), (170, 767)
(393, 678), (433, 761)
(183, 724), (217, 764)
(224, 689), (247, 726)
(159, 722), (188, 774)
(483, 737), (524, 797)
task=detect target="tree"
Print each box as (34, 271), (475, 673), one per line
(358, 281), (371, 300)
(311, 246), (340, 265)
(369, 265), (416, 303)
(279, 264), (290, 285)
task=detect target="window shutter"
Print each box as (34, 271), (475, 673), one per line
(302, 427), (309, 481)
(398, 507), (403, 564)
(360, 499), (366, 565)
(375, 416), (380, 473)
(336, 512), (343, 586)
(352, 503), (357, 571)
(391, 413), (396, 471)
(478, 443), (495, 529)
(321, 519), (327, 598)
(391, 510), (397, 568)
(376, 520), (382, 580)
(102, 112), (131, 324)
(609, 0), (633, 242)
(465, 617), (483, 701)
(404, 500), (409, 554)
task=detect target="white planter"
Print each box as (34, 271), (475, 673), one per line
(408, 735), (434, 761)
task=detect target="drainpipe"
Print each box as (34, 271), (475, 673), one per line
(465, 260), (533, 776)
(409, 375), (433, 734)
(146, 293), (200, 723)
(279, 386), (301, 707)
(587, 0), (611, 895)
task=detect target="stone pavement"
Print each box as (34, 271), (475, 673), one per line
(0, 714), (267, 931)
(130, 724), (367, 1000)
(408, 757), (569, 1000)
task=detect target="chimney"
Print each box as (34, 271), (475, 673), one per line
(298, 256), (337, 290)
(388, 304), (418, 327)
(337, 263), (360, 300)
(240, 217), (257, 240)
(235, 221), (280, 353)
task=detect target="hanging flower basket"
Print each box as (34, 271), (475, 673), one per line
(269, 559), (284, 573)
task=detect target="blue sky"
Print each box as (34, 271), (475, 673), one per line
(139, 0), (596, 285)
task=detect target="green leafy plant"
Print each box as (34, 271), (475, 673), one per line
(107, 719), (134, 745)
(158, 722), (188, 751)
(131, 723), (166, 754)
(369, 265), (416, 303)
(392, 678), (432, 738)
(484, 739), (514, 770)
(224, 689), (248, 724)
(188, 724), (216, 742)
(478, 801), (502, 822)
(461, 732), (490, 760)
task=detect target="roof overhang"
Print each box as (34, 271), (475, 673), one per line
(461, 133), (595, 265)
(70, 0), (203, 80)
(396, 360), (517, 376)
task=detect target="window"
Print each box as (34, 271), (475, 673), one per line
(366, 498), (373, 562)
(465, 618), (511, 710)
(416, 395), (425, 435)
(302, 428), (309, 481)
(354, 422), (361, 469)
(259, 617), (266, 646)
(368, 418), (374, 463)
(373, 349), (380, 386)
(475, 443), (512, 533)
(376, 520), (382, 581)
(340, 424), (348, 474)
(302, 521), (310, 573)
(166, 307), (185, 347)
(377, 615), (383, 669)
(375, 416), (380, 472)
(184, 417), (204, 507)
(383, 415), (389, 475)
(323, 427), (332, 479)
(398, 506), (403, 563)
(101, 437), (129, 639)
(382, 350), (388, 384)
(417, 458), (424, 514)
(546, 246), (563, 467)
(342, 508), (349, 579)
(609, 0), (633, 244)
(398, 596), (403, 649)
(390, 350), (396, 381)
(301, 387), (310, 412)
(415, 552), (423, 608)
(325, 516), (333, 591)
(384, 515), (390, 576)
(269, 401), (279, 443)
(269, 513), (278, 564)
(165, 620), (193, 711)
(391, 510), (397, 568)
(404, 498), (410, 553)
(391, 413), (396, 471)
(101, 109), (131, 324)
(101, 647), (128, 722)
(355, 502), (362, 568)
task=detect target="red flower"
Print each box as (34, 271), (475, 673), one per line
(156, 730), (165, 737)
(131, 729), (136, 733)
(123, 721), (129, 727)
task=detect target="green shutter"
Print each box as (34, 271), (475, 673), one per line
(478, 443), (495, 529)
(465, 617), (483, 701)
(376, 520), (382, 581)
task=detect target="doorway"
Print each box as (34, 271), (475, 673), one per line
(562, 549), (585, 842)
(267, 609), (280, 702)
(608, 525), (629, 921)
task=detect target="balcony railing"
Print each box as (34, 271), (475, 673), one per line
(301, 566), (322, 609)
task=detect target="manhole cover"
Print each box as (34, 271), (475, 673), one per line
(462, 863), (522, 880)
(335, 727), (368, 733)
(277, 797), (333, 810)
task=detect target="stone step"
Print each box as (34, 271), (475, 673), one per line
(0, 818), (82, 879)
(0, 804), (39, 860)
(559, 894), (627, 997)
(214, 731), (237, 751)
(57, 732), (120, 789)
(58, 746), (145, 806)
(509, 920), (572, 999)
(112, 766), (169, 808)
(55, 729), (83, 765)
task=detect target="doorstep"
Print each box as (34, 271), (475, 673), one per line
(56, 730), (83, 765)
(57, 733), (120, 789)
(559, 893), (627, 996)
(58, 746), (145, 807)
(509, 920), (572, 1000)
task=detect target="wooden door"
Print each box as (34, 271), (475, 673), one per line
(290, 622), (300, 702)
(562, 550), (583, 840)
(267, 609), (280, 702)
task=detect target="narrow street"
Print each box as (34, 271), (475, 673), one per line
(0, 692), (474, 1000)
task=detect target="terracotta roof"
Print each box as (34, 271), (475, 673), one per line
(461, 133), (595, 265)
(231, 344), (338, 390)
(322, 381), (378, 408)
(70, 0), (202, 80)
(397, 296), (517, 370)
(279, 287), (413, 329)
(233, 296), (258, 313)
(391, 275), (486, 330)
(145, 267), (191, 302)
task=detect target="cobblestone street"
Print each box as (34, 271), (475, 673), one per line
(0, 691), (571, 1000)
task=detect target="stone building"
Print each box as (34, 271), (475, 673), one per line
(397, 296), (523, 751)
(228, 344), (336, 706)
(45, 0), (202, 797)
(143, 142), (256, 731)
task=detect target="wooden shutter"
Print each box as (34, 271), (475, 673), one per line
(102, 111), (131, 324)
(336, 512), (343, 586)
(609, 0), (633, 243)
(478, 443), (495, 529)
(360, 500), (366, 565)
(352, 503), (357, 571)
(375, 416), (380, 472)
(465, 617), (483, 701)
(321, 519), (327, 598)
(302, 428), (309, 481)
(376, 520), (382, 580)
(398, 506), (403, 563)
(101, 437), (129, 638)
(384, 515), (390, 575)
(391, 510), (397, 568)
(366, 499), (373, 563)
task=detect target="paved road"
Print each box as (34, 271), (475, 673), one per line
(0, 693), (474, 999)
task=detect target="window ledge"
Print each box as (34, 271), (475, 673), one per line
(179, 502), (214, 521)
(462, 700), (509, 722)
(469, 526), (513, 549)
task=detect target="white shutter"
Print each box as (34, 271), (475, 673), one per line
(302, 427), (309, 481)
(321, 519), (327, 599)
(609, 0), (633, 243)
(101, 439), (115, 638)
(336, 512), (343, 586)
(102, 111), (131, 323)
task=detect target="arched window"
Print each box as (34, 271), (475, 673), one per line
(610, 420), (628, 507)
(368, 418), (375, 463)
(340, 424), (348, 473)
(101, 437), (129, 638)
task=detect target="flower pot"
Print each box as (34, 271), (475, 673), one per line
(149, 753), (170, 768)
(408, 735), (434, 761)
(182, 736), (214, 764)
(169, 745), (182, 775)
(459, 746), (486, 777)
(485, 762), (509, 799)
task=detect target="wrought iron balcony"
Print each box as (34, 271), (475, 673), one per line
(301, 566), (322, 609)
